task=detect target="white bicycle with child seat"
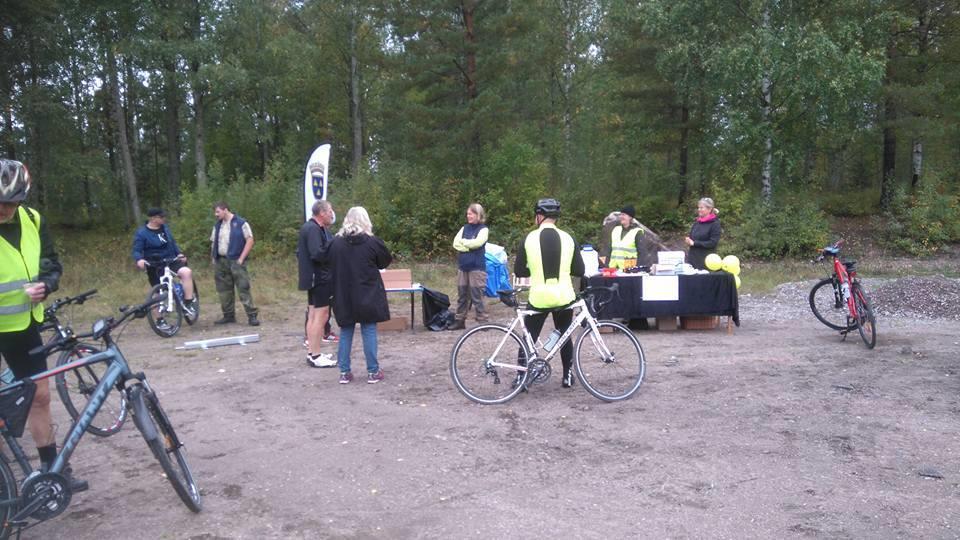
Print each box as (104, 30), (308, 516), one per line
(450, 284), (645, 404)
(144, 256), (199, 338)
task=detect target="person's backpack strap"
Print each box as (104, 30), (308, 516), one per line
(23, 206), (41, 229)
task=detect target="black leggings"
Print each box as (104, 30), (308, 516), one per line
(0, 322), (46, 379)
(522, 309), (574, 375)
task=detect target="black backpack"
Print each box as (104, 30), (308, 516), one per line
(421, 287), (455, 331)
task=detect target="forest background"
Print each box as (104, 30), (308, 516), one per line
(4, 0), (960, 262)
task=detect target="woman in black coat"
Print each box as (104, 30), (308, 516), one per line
(685, 197), (722, 270)
(328, 206), (393, 384)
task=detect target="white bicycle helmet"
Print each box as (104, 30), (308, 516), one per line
(0, 159), (31, 203)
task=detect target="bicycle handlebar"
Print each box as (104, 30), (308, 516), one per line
(143, 255), (185, 267)
(814, 239), (844, 262)
(29, 295), (163, 358)
(44, 289), (98, 316)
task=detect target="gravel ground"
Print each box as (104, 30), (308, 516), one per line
(741, 275), (960, 321)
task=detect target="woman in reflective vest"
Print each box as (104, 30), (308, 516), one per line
(514, 198), (585, 388)
(607, 205), (643, 270)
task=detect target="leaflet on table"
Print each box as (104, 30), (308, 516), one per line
(642, 275), (680, 301)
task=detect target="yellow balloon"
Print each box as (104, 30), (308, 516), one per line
(705, 253), (723, 271)
(722, 255), (741, 275)
(735, 275), (741, 289)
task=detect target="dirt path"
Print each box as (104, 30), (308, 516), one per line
(22, 284), (960, 539)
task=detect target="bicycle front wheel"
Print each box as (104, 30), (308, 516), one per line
(146, 284), (182, 338)
(129, 384), (202, 512)
(450, 324), (530, 405)
(574, 320), (645, 402)
(0, 455), (17, 540)
(55, 343), (128, 437)
(809, 277), (855, 331)
(852, 282), (877, 349)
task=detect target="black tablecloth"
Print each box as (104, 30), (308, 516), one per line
(585, 273), (739, 325)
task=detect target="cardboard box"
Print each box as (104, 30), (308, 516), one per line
(381, 269), (413, 290)
(680, 316), (720, 330)
(377, 316), (409, 331)
(655, 316), (678, 331)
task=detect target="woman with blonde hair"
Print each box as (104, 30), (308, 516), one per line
(328, 207), (392, 384)
(449, 202), (488, 330)
(684, 197), (722, 270)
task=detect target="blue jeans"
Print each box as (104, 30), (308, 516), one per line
(337, 322), (379, 374)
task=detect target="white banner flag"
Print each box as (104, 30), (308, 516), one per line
(303, 144), (331, 221)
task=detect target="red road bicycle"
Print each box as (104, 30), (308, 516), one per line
(809, 240), (877, 349)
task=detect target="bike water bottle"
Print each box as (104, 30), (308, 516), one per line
(841, 282), (850, 302)
(174, 283), (184, 301)
(543, 329), (562, 351)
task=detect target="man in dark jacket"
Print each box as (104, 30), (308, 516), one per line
(131, 208), (198, 317)
(210, 202), (259, 326)
(0, 159), (87, 492)
(297, 200), (337, 367)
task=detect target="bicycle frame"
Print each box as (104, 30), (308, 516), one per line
(0, 344), (136, 483)
(826, 253), (859, 321)
(156, 265), (179, 314)
(490, 298), (612, 374)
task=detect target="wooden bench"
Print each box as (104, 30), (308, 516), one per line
(381, 269), (423, 332)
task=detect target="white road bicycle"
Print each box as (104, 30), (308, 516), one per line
(450, 284), (645, 404)
(144, 257), (199, 338)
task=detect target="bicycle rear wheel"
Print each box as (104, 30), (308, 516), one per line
(129, 384), (202, 512)
(55, 343), (128, 437)
(146, 284), (182, 338)
(574, 320), (645, 402)
(809, 277), (856, 331)
(450, 324), (530, 405)
(0, 455), (17, 540)
(852, 282), (877, 349)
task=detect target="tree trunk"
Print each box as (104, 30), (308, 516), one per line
(677, 102), (689, 207)
(560, 0), (576, 186)
(911, 139), (922, 188)
(193, 86), (207, 188)
(190, 0), (207, 188)
(349, 0), (364, 177)
(106, 38), (141, 224)
(759, 8), (773, 202)
(880, 40), (897, 211)
(163, 58), (182, 198)
(462, 1), (478, 101)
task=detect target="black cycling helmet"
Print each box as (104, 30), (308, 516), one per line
(534, 198), (561, 218)
(0, 159), (31, 203)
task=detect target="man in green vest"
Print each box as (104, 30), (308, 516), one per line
(604, 204), (644, 270)
(0, 159), (86, 491)
(514, 198), (585, 388)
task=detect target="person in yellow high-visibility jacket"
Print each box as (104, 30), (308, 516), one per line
(604, 205), (644, 270)
(514, 198), (585, 388)
(0, 159), (87, 491)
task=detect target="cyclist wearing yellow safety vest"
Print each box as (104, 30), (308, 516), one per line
(0, 159), (87, 492)
(514, 198), (585, 388)
(604, 205), (644, 270)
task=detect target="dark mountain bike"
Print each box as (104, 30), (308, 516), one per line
(0, 290), (128, 437)
(0, 296), (202, 538)
(809, 240), (877, 349)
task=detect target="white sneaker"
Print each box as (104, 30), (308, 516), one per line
(306, 353), (337, 368)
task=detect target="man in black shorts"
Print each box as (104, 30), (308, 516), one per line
(298, 200), (337, 367)
(131, 208), (198, 317)
(0, 159), (87, 490)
